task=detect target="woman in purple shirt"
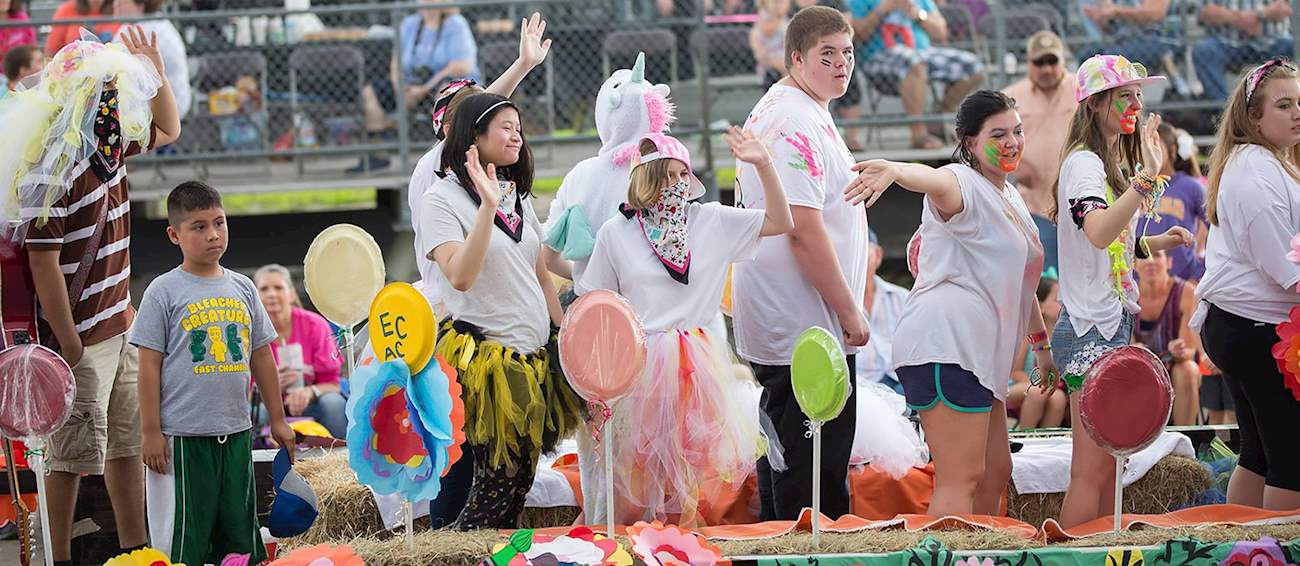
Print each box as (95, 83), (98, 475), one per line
(1138, 122), (1207, 281)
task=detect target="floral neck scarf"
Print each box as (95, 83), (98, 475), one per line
(462, 178), (525, 242)
(621, 180), (691, 284)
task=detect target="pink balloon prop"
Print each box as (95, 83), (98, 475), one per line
(558, 290), (647, 402)
(0, 344), (75, 438)
(1080, 345), (1172, 456)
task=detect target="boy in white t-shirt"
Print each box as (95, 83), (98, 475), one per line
(732, 5), (870, 521)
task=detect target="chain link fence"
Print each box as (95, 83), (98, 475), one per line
(1, 0), (1297, 196)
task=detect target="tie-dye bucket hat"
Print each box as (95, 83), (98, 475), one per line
(1075, 54), (1166, 103)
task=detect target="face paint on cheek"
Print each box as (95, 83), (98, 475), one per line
(1113, 98), (1139, 134)
(821, 58), (833, 68)
(982, 139), (1020, 172)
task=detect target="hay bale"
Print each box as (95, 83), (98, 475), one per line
(519, 506), (580, 529)
(1008, 455), (1211, 527)
(290, 451), (388, 544)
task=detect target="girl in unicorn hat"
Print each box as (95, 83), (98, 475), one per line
(576, 129), (792, 526)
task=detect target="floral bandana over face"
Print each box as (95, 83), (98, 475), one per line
(622, 180), (692, 284)
(90, 87), (123, 183)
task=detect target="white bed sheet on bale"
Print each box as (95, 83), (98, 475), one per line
(1010, 431), (1195, 495)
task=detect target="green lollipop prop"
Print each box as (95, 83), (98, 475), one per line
(790, 326), (851, 547)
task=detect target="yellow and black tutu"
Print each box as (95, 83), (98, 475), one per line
(435, 319), (583, 470)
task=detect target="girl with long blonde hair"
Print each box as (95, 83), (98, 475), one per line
(1195, 58), (1300, 511)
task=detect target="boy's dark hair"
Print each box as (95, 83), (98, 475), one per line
(442, 92), (534, 197)
(3, 45), (39, 83)
(784, 5), (851, 70)
(6, 0), (23, 17)
(166, 181), (223, 226)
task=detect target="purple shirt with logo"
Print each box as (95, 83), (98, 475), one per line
(1137, 171), (1206, 281)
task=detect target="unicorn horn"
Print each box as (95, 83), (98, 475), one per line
(631, 52), (646, 84)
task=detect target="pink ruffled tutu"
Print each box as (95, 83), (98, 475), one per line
(589, 326), (764, 526)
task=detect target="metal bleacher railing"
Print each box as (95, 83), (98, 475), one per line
(2, 0), (1298, 213)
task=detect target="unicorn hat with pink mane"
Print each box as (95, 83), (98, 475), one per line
(597, 53), (676, 165)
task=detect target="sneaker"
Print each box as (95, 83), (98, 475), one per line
(345, 155), (391, 175)
(0, 521), (16, 540)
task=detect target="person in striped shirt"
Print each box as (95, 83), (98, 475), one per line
(21, 26), (180, 566)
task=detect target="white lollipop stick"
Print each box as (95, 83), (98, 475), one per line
(27, 438), (54, 566)
(811, 421), (822, 549)
(1113, 454), (1124, 533)
(604, 429), (615, 540)
(404, 499), (414, 551)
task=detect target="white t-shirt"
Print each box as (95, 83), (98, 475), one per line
(419, 175), (550, 352)
(544, 155), (634, 284)
(410, 143), (445, 292)
(731, 84), (869, 365)
(1194, 145), (1300, 325)
(578, 202), (764, 332)
(118, 20), (190, 117)
(1056, 151), (1140, 340)
(892, 164), (1043, 401)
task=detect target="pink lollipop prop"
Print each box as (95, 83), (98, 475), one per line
(1079, 345), (1172, 532)
(0, 344), (75, 566)
(558, 290), (647, 537)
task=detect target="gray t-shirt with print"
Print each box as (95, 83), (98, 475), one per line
(130, 267), (276, 437)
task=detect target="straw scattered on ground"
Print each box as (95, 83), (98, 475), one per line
(290, 451), (389, 545)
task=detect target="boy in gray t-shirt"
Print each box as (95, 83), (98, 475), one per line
(129, 181), (295, 565)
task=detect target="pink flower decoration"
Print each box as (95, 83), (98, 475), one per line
(956, 558), (995, 566)
(1286, 233), (1300, 264)
(627, 521), (728, 566)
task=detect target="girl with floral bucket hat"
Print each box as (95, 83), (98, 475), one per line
(1049, 54), (1194, 528)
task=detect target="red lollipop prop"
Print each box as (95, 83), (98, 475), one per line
(1079, 345), (1172, 532)
(558, 289), (648, 537)
(0, 343), (75, 566)
(0, 344), (74, 439)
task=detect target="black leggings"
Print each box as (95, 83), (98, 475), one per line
(1200, 304), (1300, 491)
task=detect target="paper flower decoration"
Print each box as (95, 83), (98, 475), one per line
(487, 527), (632, 566)
(955, 558), (995, 566)
(1222, 537), (1296, 566)
(346, 357), (465, 501)
(218, 554), (249, 566)
(1271, 306), (1300, 402)
(103, 548), (185, 566)
(268, 544), (365, 566)
(1287, 234), (1300, 264)
(627, 521), (727, 566)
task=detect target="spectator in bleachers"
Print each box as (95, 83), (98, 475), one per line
(1192, 0), (1293, 102)
(1002, 31), (1076, 216)
(934, 0), (987, 27)
(2, 44), (42, 95)
(1134, 248), (1203, 425)
(847, 0), (984, 150)
(113, 0), (190, 117)
(1, 0), (35, 57)
(254, 264), (347, 439)
(353, 0), (480, 173)
(750, 0), (790, 88)
(1076, 0), (1177, 70)
(1139, 122), (1208, 281)
(653, 0), (746, 17)
(45, 0), (120, 56)
(855, 228), (908, 394)
(796, 0), (849, 10)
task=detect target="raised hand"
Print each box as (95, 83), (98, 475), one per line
(120, 25), (165, 75)
(844, 159), (898, 207)
(1140, 112), (1164, 174)
(465, 145), (500, 208)
(724, 126), (772, 167)
(518, 12), (551, 70)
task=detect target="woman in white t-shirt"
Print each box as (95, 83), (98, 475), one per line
(845, 90), (1053, 517)
(576, 130), (792, 526)
(422, 93), (582, 530)
(1197, 59), (1300, 511)
(1049, 55), (1193, 528)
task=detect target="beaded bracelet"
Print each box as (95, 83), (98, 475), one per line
(1130, 170), (1170, 220)
(1032, 342), (1053, 353)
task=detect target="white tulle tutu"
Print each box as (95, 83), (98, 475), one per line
(850, 381), (928, 479)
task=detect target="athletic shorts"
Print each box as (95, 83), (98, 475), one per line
(1199, 373), (1234, 411)
(146, 429), (266, 565)
(897, 363), (993, 413)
